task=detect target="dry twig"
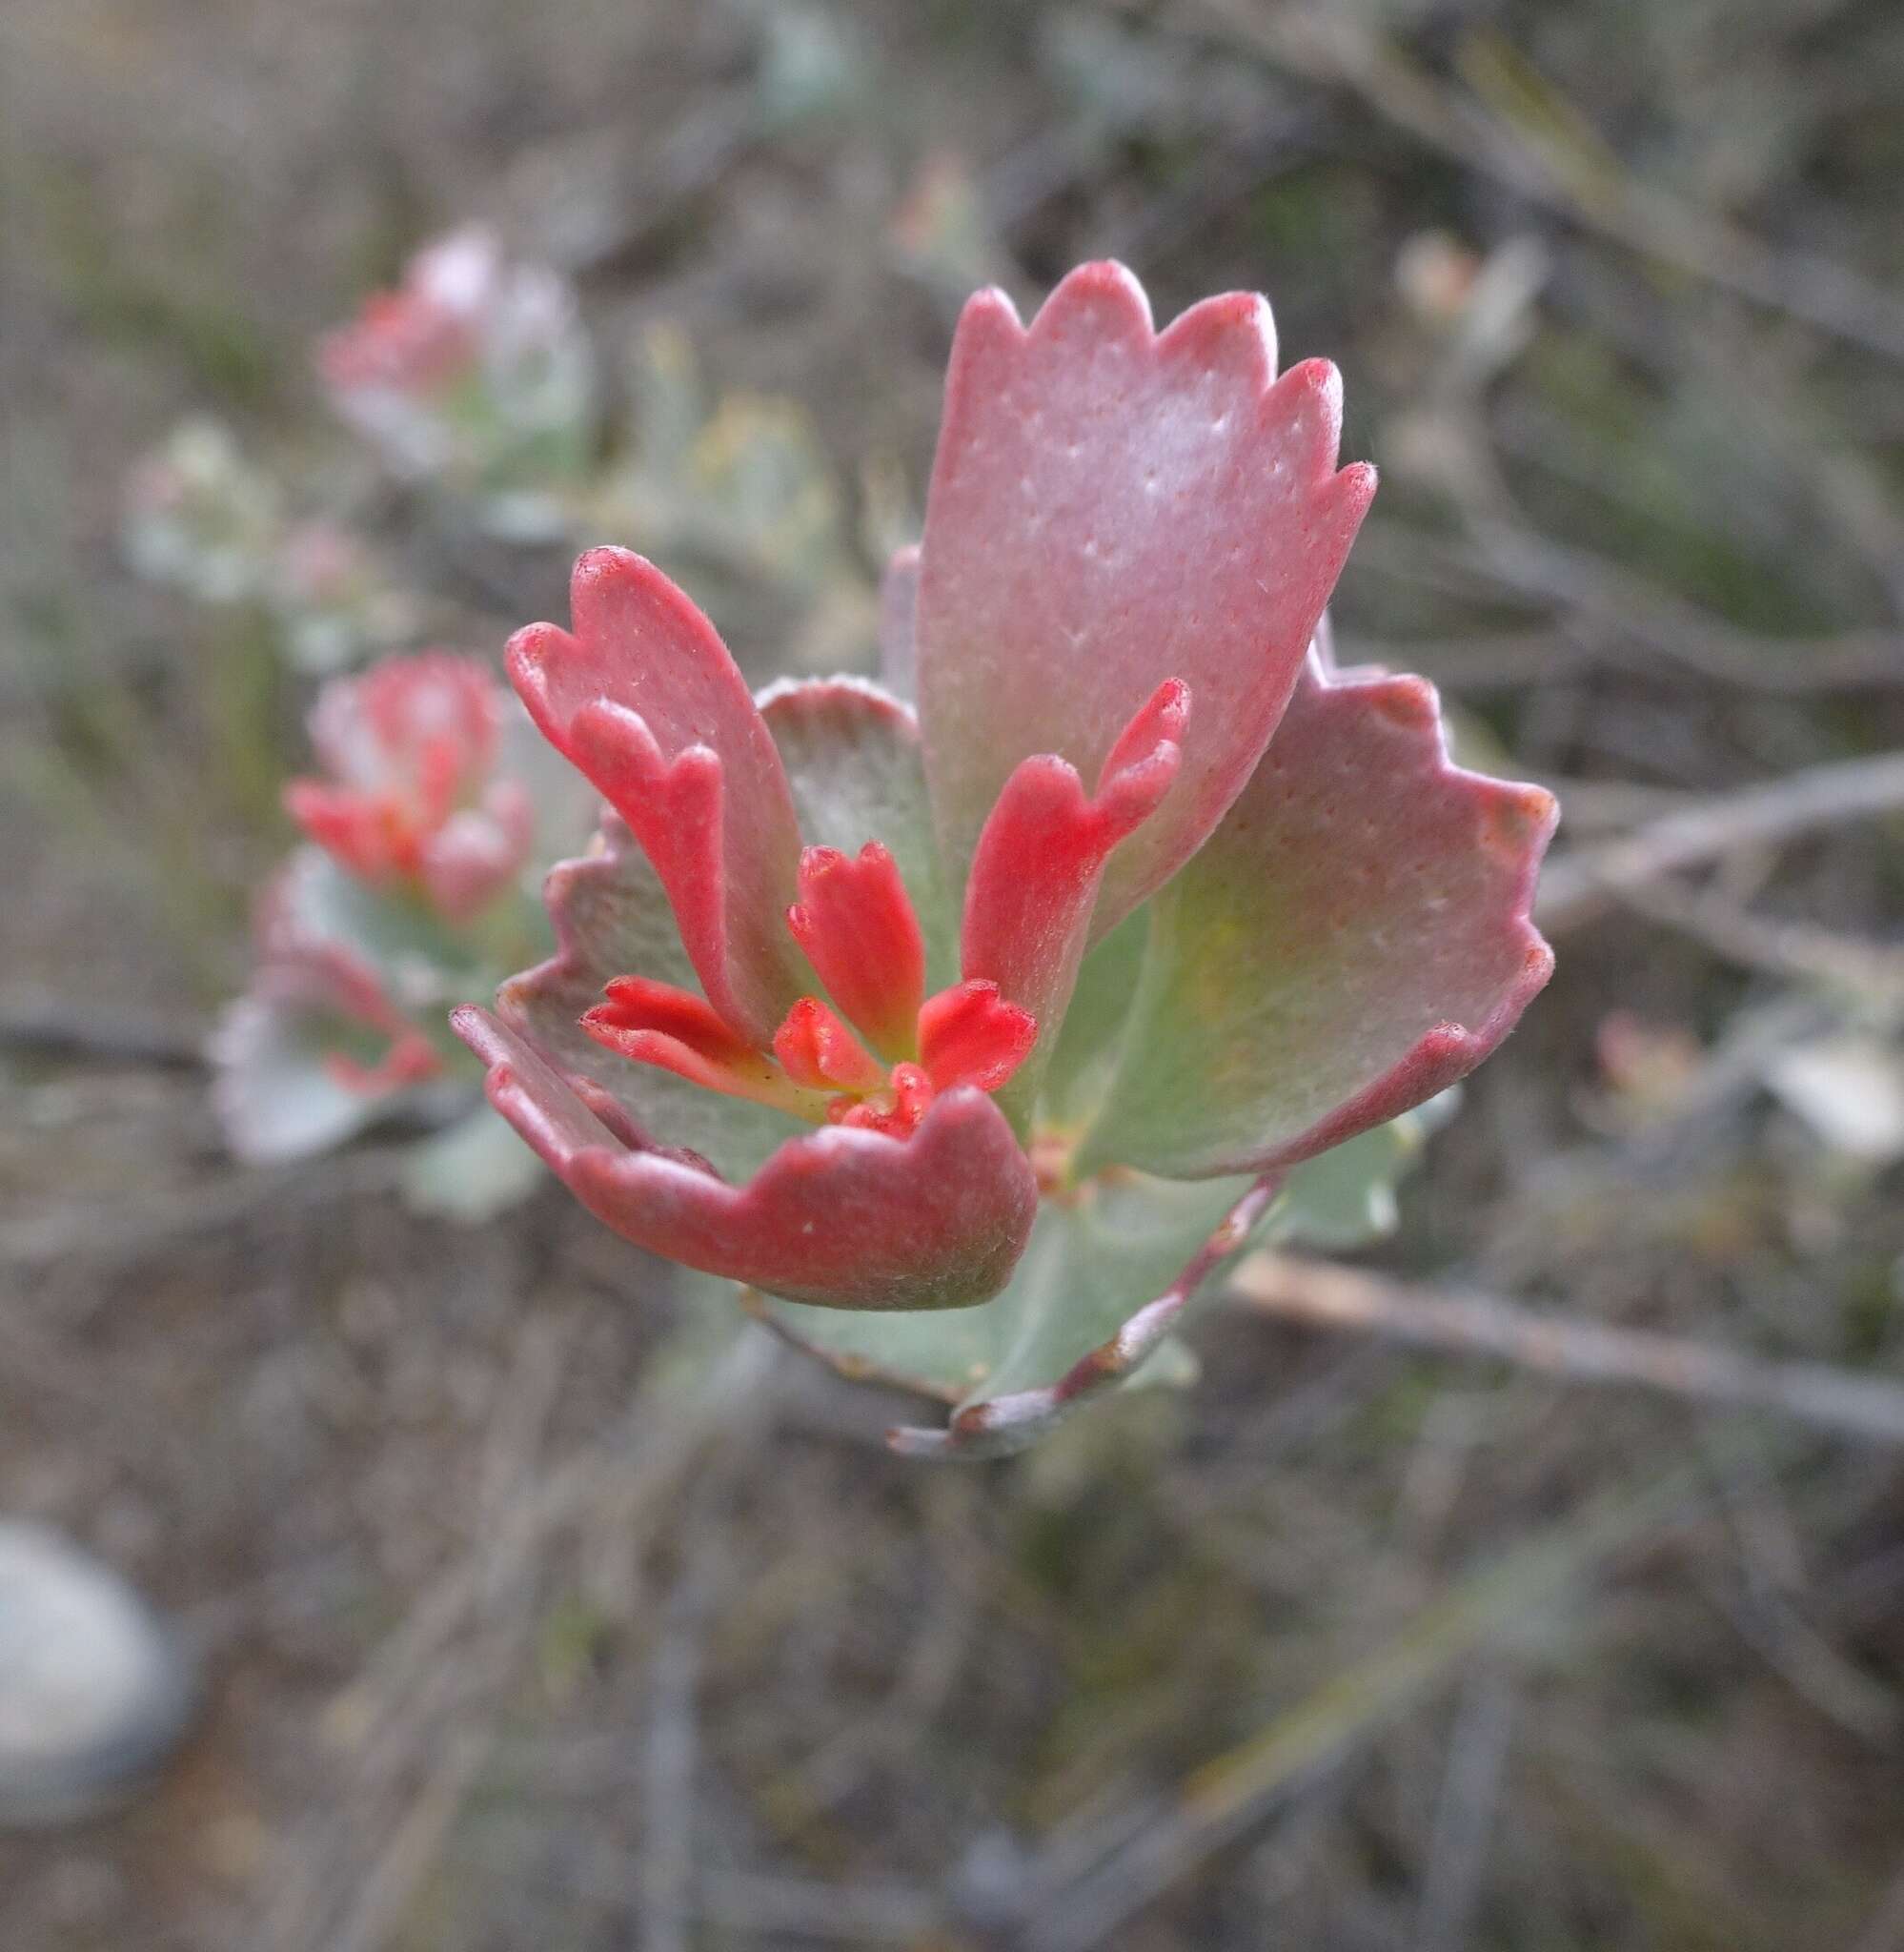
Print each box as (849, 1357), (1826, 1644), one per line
(1537, 749), (1904, 931)
(1231, 1253), (1904, 1446)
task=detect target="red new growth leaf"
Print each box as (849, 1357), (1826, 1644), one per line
(285, 650), (532, 920)
(830, 1062), (936, 1138)
(917, 981), (1038, 1094)
(582, 977), (820, 1120)
(772, 997), (889, 1094)
(961, 677), (1188, 1073)
(454, 1007), (1038, 1311)
(785, 843), (927, 1062)
(507, 548), (808, 1045)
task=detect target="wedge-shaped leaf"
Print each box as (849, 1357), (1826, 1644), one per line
(1076, 655), (1556, 1179)
(211, 982), (395, 1163)
(506, 546), (809, 1043)
(915, 261), (1373, 927)
(763, 1169), (1253, 1437)
(763, 1106), (1433, 1456)
(210, 936), (449, 1163)
(453, 1009), (1036, 1312)
(267, 848), (488, 1009)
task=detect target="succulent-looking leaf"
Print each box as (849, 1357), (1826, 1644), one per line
(453, 1007), (1037, 1312)
(506, 547), (810, 1044)
(265, 848), (487, 1008)
(916, 261), (1373, 931)
(885, 1173), (1280, 1458)
(211, 935), (441, 1163)
(961, 675), (1187, 1108)
(437, 262), (1560, 1426)
(762, 1169), (1250, 1414)
(760, 1105), (1443, 1454)
(1074, 652), (1556, 1179)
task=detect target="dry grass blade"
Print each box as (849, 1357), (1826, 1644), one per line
(1026, 1449), (1716, 1952)
(1231, 1254), (1904, 1446)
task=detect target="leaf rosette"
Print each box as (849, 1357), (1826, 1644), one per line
(453, 263), (1557, 1452)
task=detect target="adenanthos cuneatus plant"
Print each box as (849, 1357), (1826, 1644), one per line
(452, 263), (1558, 1455)
(316, 226), (597, 510)
(212, 650), (594, 1215)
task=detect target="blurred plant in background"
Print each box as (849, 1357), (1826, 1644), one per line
(119, 224), (890, 1212)
(316, 225), (597, 534)
(211, 650), (594, 1217)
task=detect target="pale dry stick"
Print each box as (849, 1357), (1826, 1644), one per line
(1597, 873), (1904, 1002)
(1351, 518), (1903, 698)
(0, 1149), (412, 1269)
(325, 1728), (498, 1952)
(1460, 518), (1904, 694)
(1344, 630), (1587, 691)
(349, 1329), (775, 1740)
(0, 994), (206, 1068)
(474, 1312), (578, 1615)
(1852, 1858), (1904, 1952)
(639, 1598), (703, 1952)
(1415, 1667), (1518, 1952)
(793, 1533), (982, 1814)
(1536, 749), (1904, 933)
(691, 1872), (940, 1943)
(1230, 1254), (1904, 1447)
(1694, 1428), (1902, 1743)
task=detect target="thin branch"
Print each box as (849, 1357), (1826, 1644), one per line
(1415, 1666), (1518, 1952)
(1351, 520), (1904, 696)
(1536, 749), (1904, 932)
(0, 994), (208, 1068)
(1600, 874), (1904, 1001)
(1182, 0), (1904, 362)
(1230, 1254), (1904, 1446)
(1459, 519), (1904, 694)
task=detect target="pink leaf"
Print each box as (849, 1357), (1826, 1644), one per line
(506, 547), (809, 1044)
(584, 977), (823, 1120)
(960, 677), (1186, 1087)
(454, 1008), (1037, 1312)
(916, 981), (1037, 1095)
(1076, 649), (1557, 1178)
(772, 995), (889, 1095)
(916, 262), (1374, 929)
(785, 842), (927, 1062)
